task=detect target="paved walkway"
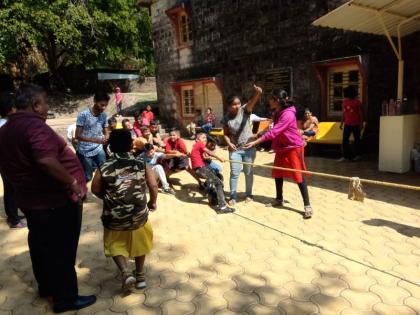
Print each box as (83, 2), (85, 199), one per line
(0, 143), (419, 315)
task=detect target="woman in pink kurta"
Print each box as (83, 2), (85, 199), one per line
(245, 89), (313, 219)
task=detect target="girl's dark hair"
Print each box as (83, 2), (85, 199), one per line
(109, 130), (133, 153)
(94, 90), (110, 102)
(134, 112), (141, 119)
(121, 118), (130, 127)
(268, 89), (291, 107)
(0, 92), (15, 117)
(226, 95), (241, 106)
(344, 86), (358, 99)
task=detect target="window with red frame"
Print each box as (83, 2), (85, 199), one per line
(181, 86), (194, 116)
(179, 12), (193, 45)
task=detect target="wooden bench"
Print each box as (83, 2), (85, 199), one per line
(307, 122), (366, 145)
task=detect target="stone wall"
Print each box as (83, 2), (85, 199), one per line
(150, 0), (417, 133)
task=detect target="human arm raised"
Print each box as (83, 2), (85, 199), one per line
(245, 85), (263, 113)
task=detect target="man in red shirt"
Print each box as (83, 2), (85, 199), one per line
(190, 133), (233, 213)
(0, 84), (96, 313)
(163, 128), (203, 187)
(339, 86), (363, 162)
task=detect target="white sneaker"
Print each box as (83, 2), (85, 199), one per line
(353, 155), (362, 161)
(337, 157), (348, 162)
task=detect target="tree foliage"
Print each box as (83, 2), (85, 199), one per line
(0, 0), (154, 85)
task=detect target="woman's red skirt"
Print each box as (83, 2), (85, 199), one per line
(272, 146), (307, 183)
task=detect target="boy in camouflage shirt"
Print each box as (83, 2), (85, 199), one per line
(92, 130), (158, 291)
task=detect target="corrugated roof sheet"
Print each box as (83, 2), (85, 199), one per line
(312, 0), (420, 37)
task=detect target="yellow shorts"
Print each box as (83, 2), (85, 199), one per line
(103, 220), (153, 258)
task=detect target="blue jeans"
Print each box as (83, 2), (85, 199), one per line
(229, 148), (256, 200)
(77, 149), (106, 182)
(201, 123), (213, 133)
(205, 160), (223, 174)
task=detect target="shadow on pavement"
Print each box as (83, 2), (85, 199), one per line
(363, 218), (420, 238)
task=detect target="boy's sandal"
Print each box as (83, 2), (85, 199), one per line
(135, 271), (147, 290)
(122, 270), (136, 291)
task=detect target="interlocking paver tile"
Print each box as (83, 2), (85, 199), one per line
(233, 273), (267, 293)
(340, 274), (377, 291)
(278, 298), (319, 315)
(223, 289), (259, 312)
(289, 268), (320, 284)
(192, 294), (227, 315)
(175, 281), (207, 302)
(369, 284), (411, 305)
(393, 265), (420, 282)
(253, 285), (290, 306)
(404, 297), (420, 313)
(143, 287), (176, 308)
(204, 279), (236, 298)
(11, 304), (47, 315)
(311, 277), (349, 297)
(283, 281), (320, 302)
(214, 263), (245, 280)
(247, 304), (286, 315)
(312, 263), (348, 278)
(340, 309), (379, 315)
(373, 303), (417, 315)
(213, 309), (243, 315)
(110, 293), (144, 312)
(159, 270), (189, 289)
(366, 269), (400, 287)
(160, 299), (195, 314)
(127, 304), (160, 315)
(340, 289), (381, 311)
(260, 270), (294, 286)
(310, 293), (351, 315)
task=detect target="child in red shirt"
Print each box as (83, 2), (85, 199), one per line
(191, 133), (234, 214)
(339, 86), (363, 161)
(141, 105), (154, 126)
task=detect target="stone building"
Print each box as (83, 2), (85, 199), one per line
(148, 0), (420, 143)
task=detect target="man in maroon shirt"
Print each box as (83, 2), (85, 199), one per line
(0, 84), (96, 313)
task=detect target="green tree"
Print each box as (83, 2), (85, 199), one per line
(0, 0), (154, 87)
